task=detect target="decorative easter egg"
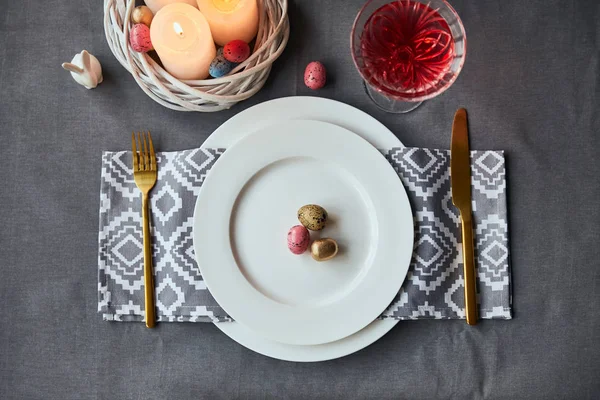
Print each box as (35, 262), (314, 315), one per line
(223, 40), (251, 63)
(304, 61), (326, 90)
(209, 54), (235, 78)
(130, 24), (153, 53)
(311, 238), (339, 261)
(131, 6), (154, 27)
(287, 225), (310, 255)
(297, 204), (328, 231)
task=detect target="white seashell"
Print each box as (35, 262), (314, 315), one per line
(61, 50), (103, 89)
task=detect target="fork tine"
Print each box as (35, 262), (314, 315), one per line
(143, 132), (149, 171)
(131, 132), (139, 172)
(137, 132), (144, 171)
(147, 131), (157, 171)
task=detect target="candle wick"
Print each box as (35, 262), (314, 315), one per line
(173, 22), (184, 38)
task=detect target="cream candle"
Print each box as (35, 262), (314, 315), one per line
(196, 0), (259, 46)
(144, 0), (198, 14)
(150, 3), (216, 80)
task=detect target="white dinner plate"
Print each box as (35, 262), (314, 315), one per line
(202, 96), (407, 361)
(194, 120), (413, 346)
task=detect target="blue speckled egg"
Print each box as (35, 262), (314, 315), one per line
(209, 54), (235, 78)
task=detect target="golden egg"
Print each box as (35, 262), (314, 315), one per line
(310, 238), (338, 262)
(132, 6), (154, 27)
(297, 204), (328, 231)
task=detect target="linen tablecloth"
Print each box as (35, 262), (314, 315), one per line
(5, 0), (600, 397)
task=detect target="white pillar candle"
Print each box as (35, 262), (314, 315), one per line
(144, 0), (198, 14)
(196, 0), (259, 46)
(150, 3), (217, 80)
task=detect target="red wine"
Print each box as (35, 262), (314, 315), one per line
(359, 0), (455, 98)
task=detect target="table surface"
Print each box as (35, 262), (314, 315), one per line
(1, 0), (599, 399)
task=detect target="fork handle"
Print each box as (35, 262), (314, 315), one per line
(142, 194), (156, 328)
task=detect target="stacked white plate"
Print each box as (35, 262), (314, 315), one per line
(193, 97), (413, 362)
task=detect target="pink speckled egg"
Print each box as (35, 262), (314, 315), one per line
(130, 23), (153, 53)
(304, 61), (326, 90)
(287, 225), (310, 255)
(223, 40), (251, 63)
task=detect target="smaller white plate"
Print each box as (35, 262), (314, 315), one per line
(194, 120), (413, 346)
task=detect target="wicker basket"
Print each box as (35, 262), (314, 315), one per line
(104, 0), (289, 112)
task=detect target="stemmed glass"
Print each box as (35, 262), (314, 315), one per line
(351, 0), (466, 113)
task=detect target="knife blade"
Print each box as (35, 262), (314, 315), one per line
(451, 108), (478, 325)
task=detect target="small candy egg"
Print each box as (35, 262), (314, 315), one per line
(223, 40), (251, 63)
(298, 204), (328, 231)
(287, 225), (310, 255)
(129, 24), (153, 53)
(209, 54), (235, 78)
(311, 238), (339, 262)
(304, 61), (326, 90)
(131, 6), (153, 27)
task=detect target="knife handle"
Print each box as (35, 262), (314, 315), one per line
(461, 214), (478, 325)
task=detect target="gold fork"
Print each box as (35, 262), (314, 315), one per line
(132, 131), (158, 328)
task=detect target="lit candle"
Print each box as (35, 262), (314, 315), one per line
(144, 0), (198, 14)
(196, 0), (259, 46)
(150, 3), (217, 80)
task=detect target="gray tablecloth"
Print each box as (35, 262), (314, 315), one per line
(0, 0), (598, 399)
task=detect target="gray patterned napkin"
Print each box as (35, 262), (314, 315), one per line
(98, 147), (511, 322)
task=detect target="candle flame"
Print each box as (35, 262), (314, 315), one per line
(173, 22), (184, 37)
(212, 0), (239, 12)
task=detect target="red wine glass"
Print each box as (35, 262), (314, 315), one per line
(351, 0), (466, 113)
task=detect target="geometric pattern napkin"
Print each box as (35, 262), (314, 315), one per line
(98, 147), (511, 323)
(382, 148), (511, 320)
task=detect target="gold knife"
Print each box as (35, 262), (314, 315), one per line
(450, 108), (478, 325)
